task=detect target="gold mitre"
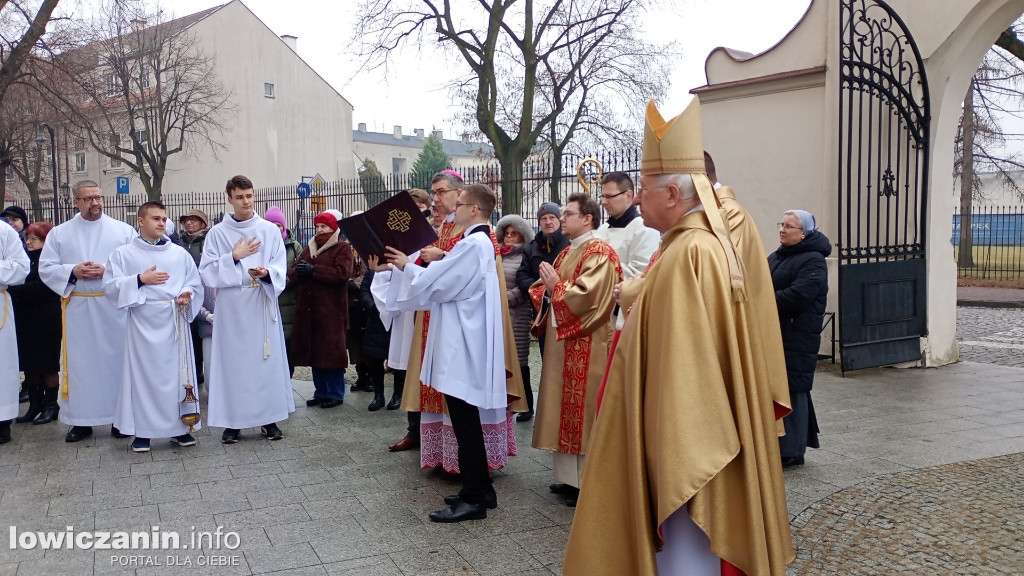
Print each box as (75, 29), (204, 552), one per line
(641, 97), (706, 176)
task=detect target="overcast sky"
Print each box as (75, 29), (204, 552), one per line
(60, 0), (813, 139)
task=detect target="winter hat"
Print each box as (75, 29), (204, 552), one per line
(537, 202), (561, 220)
(789, 209), (817, 234)
(264, 206), (287, 239)
(496, 214), (535, 245)
(313, 211), (338, 232)
(1, 205), (28, 226)
(179, 208), (210, 228)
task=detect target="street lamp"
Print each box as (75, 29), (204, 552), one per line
(39, 123), (58, 222)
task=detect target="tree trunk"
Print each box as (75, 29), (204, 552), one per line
(28, 186), (43, 221)
(549, 150), (563, 205)
(0, 175), (6, 208)
(958, 79), (976, 269)
(500, 156), (524, 215)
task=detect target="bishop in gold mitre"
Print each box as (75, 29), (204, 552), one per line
(562, 97), (795, 576)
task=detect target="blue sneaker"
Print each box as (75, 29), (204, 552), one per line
(131, 437), (151, 453)
(171, 433), (197, 447)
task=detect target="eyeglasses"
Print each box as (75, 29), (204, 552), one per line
(561, 210), (581, 218)
(76, 195), (103, 203)
(454, 201), (477, 210)
(777, 223), (802, 231)
(600, 190), (629, 201)
(432, 188), (457, 196)
(636, 185), (665, 195)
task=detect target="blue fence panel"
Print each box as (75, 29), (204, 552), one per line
(951, 211), (1024, 246)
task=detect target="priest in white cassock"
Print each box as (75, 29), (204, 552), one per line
(370, 183), (507, 524)
(199, 175), (294, 444)
(104, 202), (205, 453)
(0, 220), (30, 445)
(39, 180), (136, 443)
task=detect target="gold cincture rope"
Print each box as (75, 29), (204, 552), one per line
(60, 291), (105, 400)
(0, 290), (8, 330)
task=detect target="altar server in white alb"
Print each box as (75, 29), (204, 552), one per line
(104, 202), (205, 453)
(38, 180), (135, 443)
(0, 220), (29, 445)
(372, 183), (508, 523)
(199, 175), (294, 444)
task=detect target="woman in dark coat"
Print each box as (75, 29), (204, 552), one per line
(288, 212), (353, 409)
(359, 270), (392, 411)
(8, 222), (61, 425)
(496, 213), (536, 422)
(768, 209), (831, 468)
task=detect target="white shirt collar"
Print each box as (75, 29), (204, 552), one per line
(569, 229), (595, 249)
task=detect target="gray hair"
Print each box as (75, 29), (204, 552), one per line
(648, 173), (697, 202)
(72, 180), (100, 198)
(431, 171), (464, 191)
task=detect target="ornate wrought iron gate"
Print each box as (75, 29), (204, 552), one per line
(838, 0), (930, 371)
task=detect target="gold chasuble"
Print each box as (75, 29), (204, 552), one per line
(529, 235), (622, 485)
(563, 97), (794, 576)
(400, 220), (527, 415)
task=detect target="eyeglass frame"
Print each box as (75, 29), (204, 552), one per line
(75, 195), (103, 203)
(432, 187), (458, 196)
(453, 201), (477, 210)
(600, 189), (630, 201)
(777, 222), (802, 231)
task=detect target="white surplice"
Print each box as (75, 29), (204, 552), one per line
(104, 237), (205, 438)
(370, 250), (419, 370)
(384, 225), (506, 409)
(199, 213), (294, 429)
(0, 223), (29, 421)
(38, 213), (136, 426)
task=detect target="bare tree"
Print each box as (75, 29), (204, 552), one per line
(955, 25), (1024, 267)
(355, 0), (663, 214)
(0, 0), (60, 106)
(38, 0), (234, 201)
(0, 81), (60, 217)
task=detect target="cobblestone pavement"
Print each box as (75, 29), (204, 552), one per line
(957, 307), (1024, 367)
(4, 349), (1024, 575)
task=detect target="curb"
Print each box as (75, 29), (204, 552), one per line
(957, 299), (1024, 309)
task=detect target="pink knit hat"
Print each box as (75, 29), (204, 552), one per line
(264, 206), (287, 239)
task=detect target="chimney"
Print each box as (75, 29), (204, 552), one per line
(433, 130), (444, 140)
(280, 35), (298, 53)
(393, 125), (402, 139)
(130, 18), (147, 32)
(414, 128), (425, 138)
(357, 122), (366, 132)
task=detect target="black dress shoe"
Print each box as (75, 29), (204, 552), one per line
(261, 423), (284, 439)
(0, 421), (11, 444)
(549, 482), (579, 496)
(111, 425), (130, 439)
(444, 492), (497, 509)
(386, 393), (402, 410)
(221, 428), (241, 444)
(515, 411), (534, 422)
(320, 398), (343, 409)
(65, 426), (93, 443)
(305, 398), (324, 407)
(428, 500), (487, 523)
(781, 455), (805, 469)
(367, 394), (385, 411)
(33, 404), (59, 425)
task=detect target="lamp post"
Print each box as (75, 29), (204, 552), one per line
(39, 123), (58, 222)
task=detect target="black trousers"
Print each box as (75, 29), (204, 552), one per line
(444, 393), (494, 505)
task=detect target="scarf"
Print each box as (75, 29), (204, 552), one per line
(308, 229), (339, 259)
(606, 204), (640, 229)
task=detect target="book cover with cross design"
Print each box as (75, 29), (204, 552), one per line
(337, 190), (438, 261)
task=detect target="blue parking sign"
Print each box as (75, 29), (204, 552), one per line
(116, 176), (130, 194)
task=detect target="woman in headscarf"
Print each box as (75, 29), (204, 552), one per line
(768, 209), (831, 467)
(495, 213), (536, 422)
(288, 212), (354, 408)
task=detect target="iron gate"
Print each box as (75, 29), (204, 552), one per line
(838, 0), (930, 371)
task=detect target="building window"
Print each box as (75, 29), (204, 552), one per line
(109, 134), (121, 169)
(107, 73), (120, 96)
(140, 65), (152, 89)
(74, 137), (87, 173)
(132, 128), (148, 146)
(5, 166), (12, 182)
(264, 83), (275, 98)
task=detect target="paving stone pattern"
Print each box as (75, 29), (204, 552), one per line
(957, 307), (1024, 368)
(5, 342), (1024, 574)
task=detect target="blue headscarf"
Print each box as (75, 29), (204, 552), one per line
(789, 209), (816, 234)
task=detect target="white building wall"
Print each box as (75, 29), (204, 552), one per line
(71, 0), (353, 198)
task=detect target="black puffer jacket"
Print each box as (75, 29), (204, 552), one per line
(515, 229), (569, 296)
(360, 270), (390, 360)
(768, 230), (831, 393)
